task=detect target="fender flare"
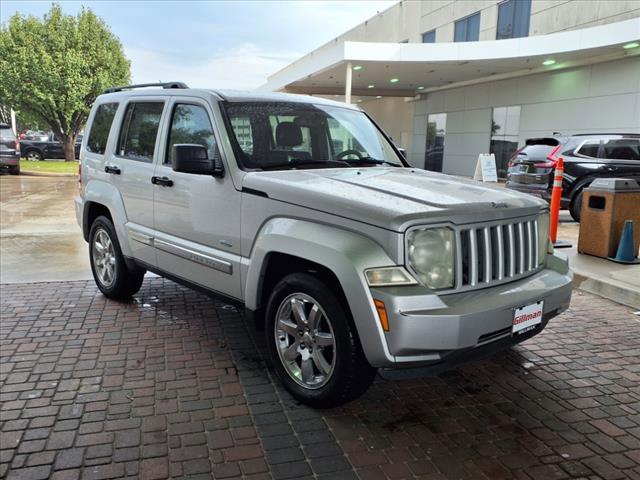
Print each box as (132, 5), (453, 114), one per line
(244, 217), (397, 366)
(82, 179), (132, 257)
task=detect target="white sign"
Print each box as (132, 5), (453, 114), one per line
(473, 153), (498, 182)
(512, 301), (543, 335)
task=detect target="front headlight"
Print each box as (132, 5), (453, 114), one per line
(537, 213), (550, 263)
(407, 228), (455, 289)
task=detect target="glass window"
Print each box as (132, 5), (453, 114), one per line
(602, 138), (640, 160)
(166, 104), (219, 165)
(223, 102), (403, 170)
(230, 116), (253, 155)
(497, 0), (531, 39)
(117, 102), (164, 162)
(576, 139), (600, 158)
(490, 106), (521, 178)
(86, 103), (118, 155)
(454, 12), (480, 42)
(422, 30), (436, 43)
(0, 126), (15, 140)
(425, 113), (446, 172)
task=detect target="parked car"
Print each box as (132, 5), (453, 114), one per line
(76, 83), (572, 407)
(23, 131), (50, 142)
(0, 123), (20, 175)
(20, 132), (82, 161)
(506, 134), (640, 221)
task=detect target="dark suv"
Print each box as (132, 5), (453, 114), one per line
(0, 124), (20, 175)
(506, 134), (640, 221)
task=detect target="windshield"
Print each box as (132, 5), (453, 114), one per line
(223, 102), (405, 170)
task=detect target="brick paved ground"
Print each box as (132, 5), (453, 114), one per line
(1, 279), (639, 480)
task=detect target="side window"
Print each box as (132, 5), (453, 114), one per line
(166, 104), (219, 165)
(576, 139), (600, 158)
(86, 103), (118, 155)
(117, 102), (164, 162)
(602, 138), (640, 160)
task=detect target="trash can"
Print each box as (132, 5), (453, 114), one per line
(578, 178), (640, 258)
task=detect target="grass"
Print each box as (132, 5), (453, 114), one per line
(20, 159), (78, 174)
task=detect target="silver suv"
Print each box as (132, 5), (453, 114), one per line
(76, 83), (572, 407)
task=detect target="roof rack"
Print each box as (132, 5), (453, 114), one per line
(102, 82), (189, 94)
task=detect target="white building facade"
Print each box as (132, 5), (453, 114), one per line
(263, 0), (640, 177)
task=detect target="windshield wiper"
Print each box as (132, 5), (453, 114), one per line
(260, 158), (350, 170)
(342, 156), (401, 167)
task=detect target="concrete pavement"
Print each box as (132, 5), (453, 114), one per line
(0, 176), (90, 283)
(554, 212), (640, 309)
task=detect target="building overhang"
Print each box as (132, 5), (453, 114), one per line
(261, 18), (640, 98)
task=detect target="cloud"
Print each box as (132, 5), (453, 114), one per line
(126, 43), (302, 90)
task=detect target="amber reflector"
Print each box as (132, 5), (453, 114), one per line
(374, 299), (389, 332)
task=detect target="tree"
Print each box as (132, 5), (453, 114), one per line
(0, 4), (130, 160)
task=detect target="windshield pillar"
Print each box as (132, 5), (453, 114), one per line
(345, 61), (352, 105)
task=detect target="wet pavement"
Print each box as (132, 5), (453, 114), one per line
(0, 176), (90, 283)
(2, 280), (640, 479)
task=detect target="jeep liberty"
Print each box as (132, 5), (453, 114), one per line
(76, 83), (572, 407)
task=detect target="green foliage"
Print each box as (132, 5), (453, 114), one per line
(0, 4), (130, 159)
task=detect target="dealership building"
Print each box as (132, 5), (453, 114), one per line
(262, 0), (640, 177)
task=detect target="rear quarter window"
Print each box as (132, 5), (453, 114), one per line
(602, 138), (640, 161)
(86, 103), (119, 155)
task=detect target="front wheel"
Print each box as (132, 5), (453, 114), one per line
(89, 216), (145, 300)
(265, 273), (376, 408)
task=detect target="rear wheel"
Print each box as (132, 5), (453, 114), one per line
(89, 216), (145, 300)
(569, 190), (583, 222)
(265, 273), (376, 408)
(8, 165), (20, 175)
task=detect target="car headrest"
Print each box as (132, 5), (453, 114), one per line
(275, 122), (302, 147)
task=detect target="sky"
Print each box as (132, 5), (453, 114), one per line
(2, 1), (396, 89)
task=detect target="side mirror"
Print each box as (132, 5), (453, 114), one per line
(172, 144), (224, 177)
(397, 147), (407, 159)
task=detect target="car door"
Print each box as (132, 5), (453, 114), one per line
(49, 134), (65, 159)
(152, 98), (242, 299)
(105, 98), (166, 267)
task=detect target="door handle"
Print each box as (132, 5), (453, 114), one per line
(151, 176), (173, 187)
(104, 165), (121, 175)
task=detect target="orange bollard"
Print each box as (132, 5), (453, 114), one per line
(549, 157), (564, 243)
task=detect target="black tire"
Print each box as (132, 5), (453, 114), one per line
(25, 150), (43, 161)
(265, 272), (376, 408)
(8, 165), (20, 175)
(89, 215), (145, 300)
(569, 190), (583, 222)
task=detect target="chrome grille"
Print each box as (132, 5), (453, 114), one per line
(457, 217), (541, 289)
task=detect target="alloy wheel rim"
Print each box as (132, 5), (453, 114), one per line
(274, 293), (336, 389)
(92, 229), (116, 288)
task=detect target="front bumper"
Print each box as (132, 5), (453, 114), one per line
(369, 253), (572, 369)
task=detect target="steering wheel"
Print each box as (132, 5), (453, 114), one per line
(336, 149), (363, 160)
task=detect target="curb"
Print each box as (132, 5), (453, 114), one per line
(572, 270), (640, 310)
(19, 170), (77, 178)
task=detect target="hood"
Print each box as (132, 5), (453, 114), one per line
(242, 167), (546, 231)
